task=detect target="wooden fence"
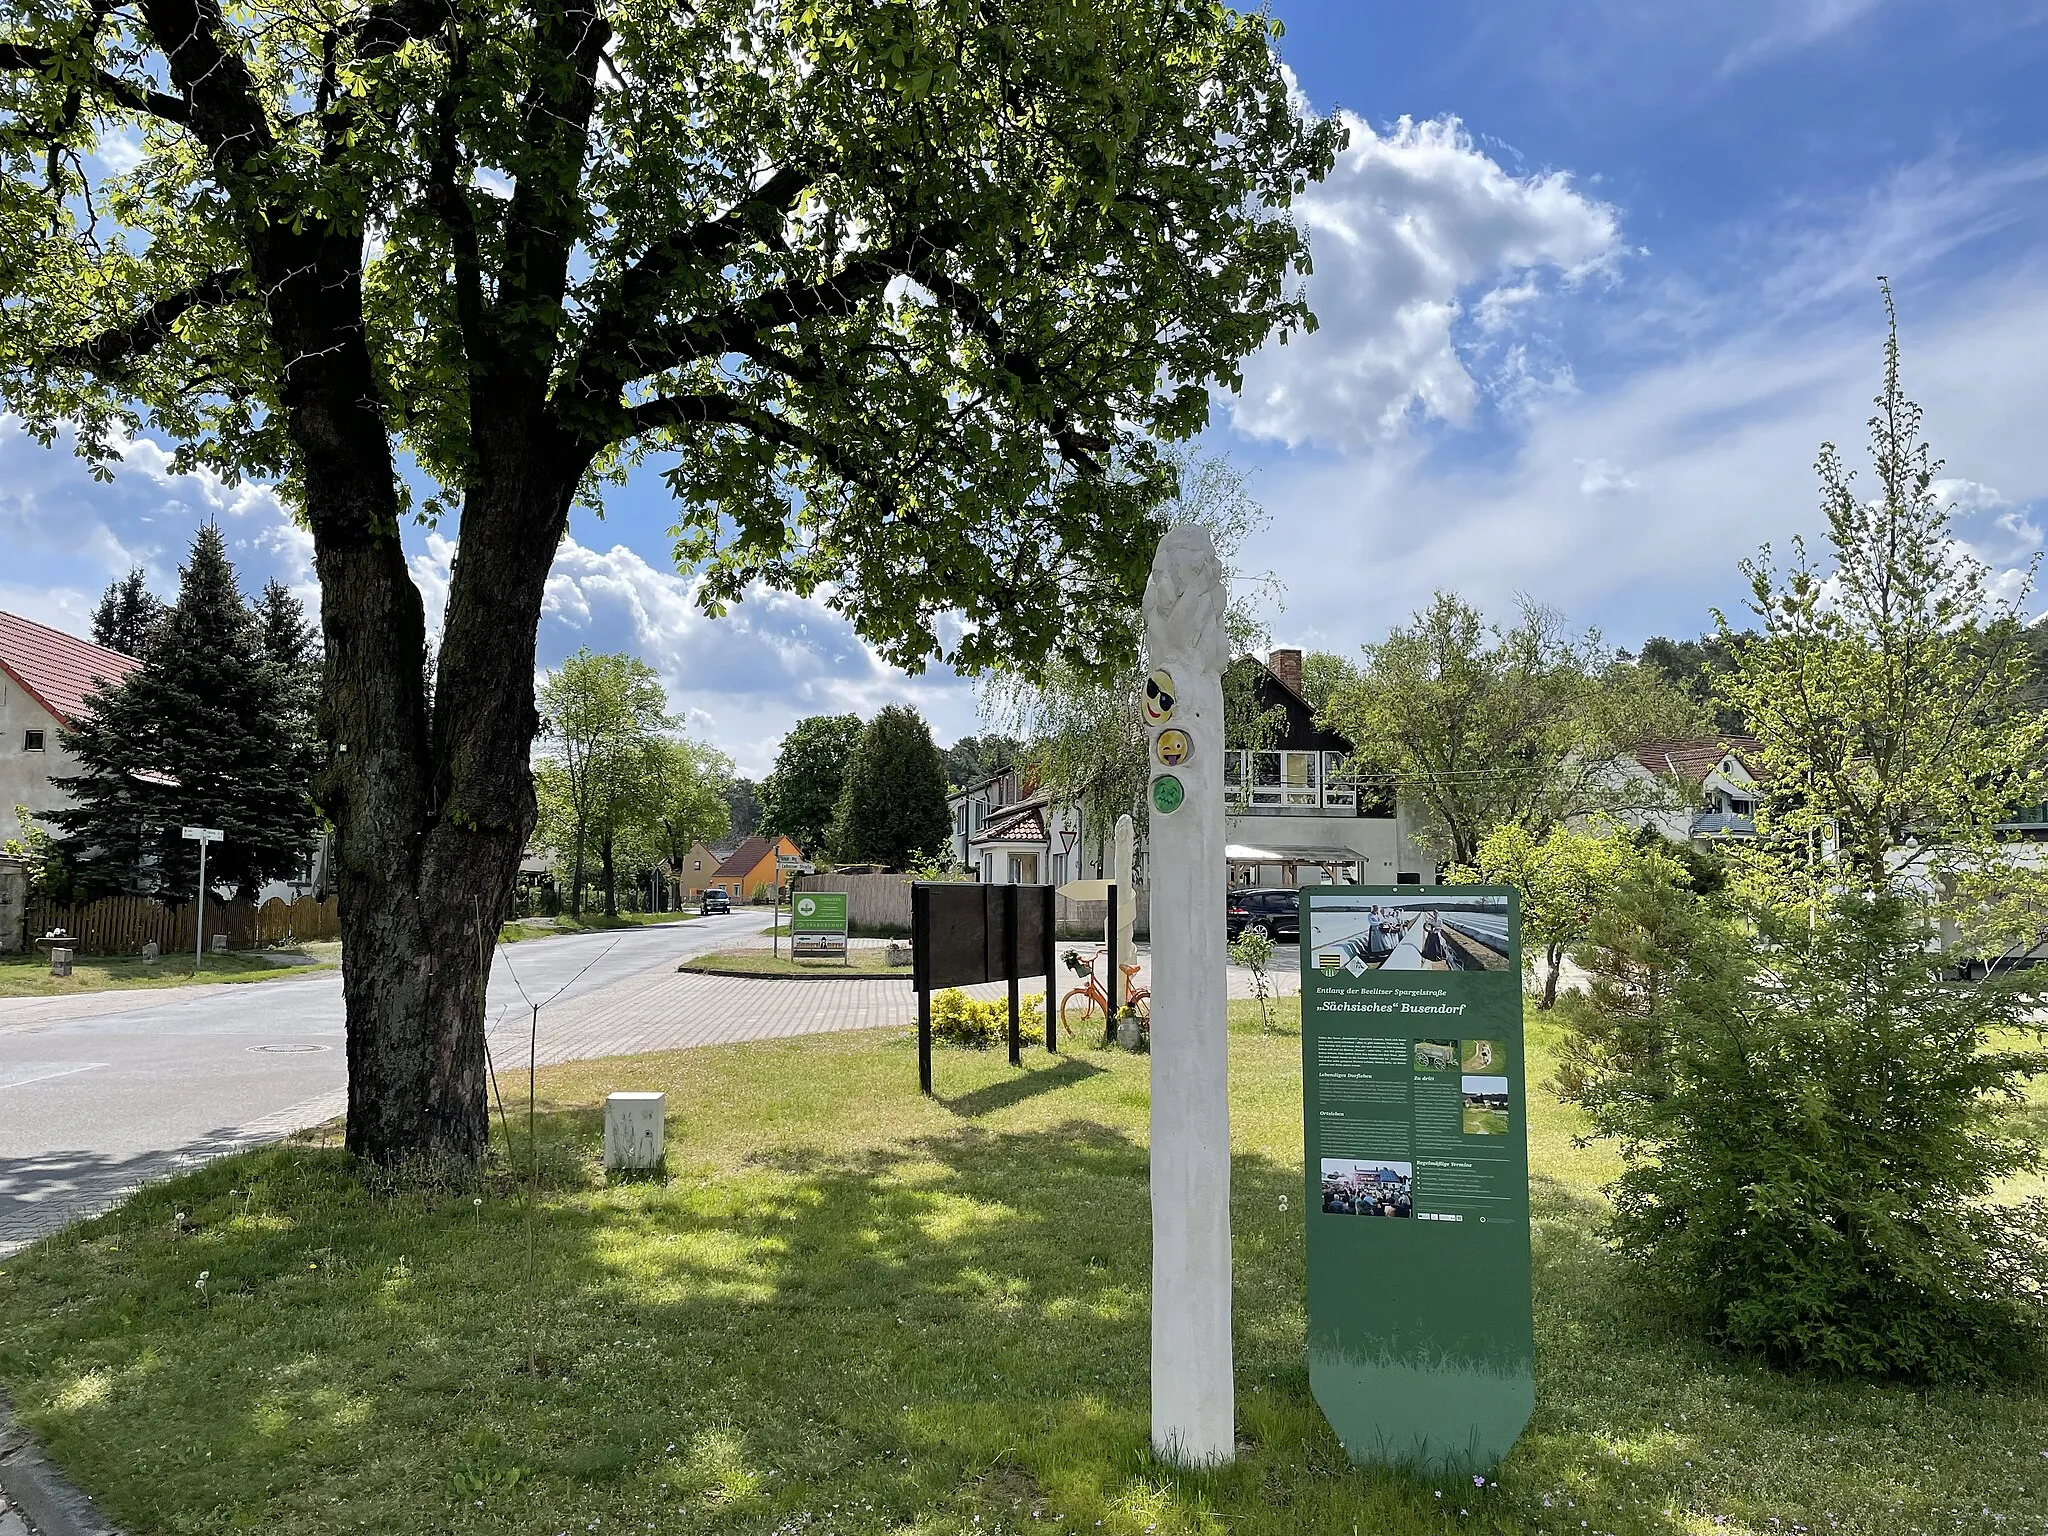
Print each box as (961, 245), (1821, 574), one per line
(792, 874), (1148, 940)
(19, 893), (340, 956)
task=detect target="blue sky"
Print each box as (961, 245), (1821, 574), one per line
(6, 0), (2048, 774)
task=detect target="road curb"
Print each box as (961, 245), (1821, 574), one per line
(675, 963), (910, 982)
(0, 1394), (122, 1536)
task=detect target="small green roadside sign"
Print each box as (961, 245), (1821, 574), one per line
(791, 891), (849, 959)
(1299, 885), (1534, 1473)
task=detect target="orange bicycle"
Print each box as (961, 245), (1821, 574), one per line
(1060, 947), (1149, 1036)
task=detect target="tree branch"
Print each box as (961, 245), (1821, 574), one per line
(0, 41), (191, 124)
(55, 268), (244, 373)
(621, 222), (962, 383)
(622, 391), (875, 493)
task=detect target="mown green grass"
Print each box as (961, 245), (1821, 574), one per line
(0, 1001), (2044, 1536)
(0, 945), (335, 997)
(497, 911), (693, 944)
(677, 947), (912, 977)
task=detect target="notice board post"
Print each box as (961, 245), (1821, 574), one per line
(1298, 885), (1534, 1473)
(911, 882), (1055, 1094)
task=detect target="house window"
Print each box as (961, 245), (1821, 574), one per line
(1247, 750), (1320, 808)
(1052, 852), (1067, 884)
(692, 860), (701, 870)
(1322, 753), (1355, 809)
(22, 729), (44, 751)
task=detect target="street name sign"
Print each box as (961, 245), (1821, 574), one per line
(1298, 885), (1534, 1473)
(180, 826), (223, 843)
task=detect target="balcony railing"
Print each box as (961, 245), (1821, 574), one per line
(1225, 751), (1357, 814)
(1690, 810), (1756, 839)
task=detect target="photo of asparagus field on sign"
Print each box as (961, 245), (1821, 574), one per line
(1308, 896), (1511, 974)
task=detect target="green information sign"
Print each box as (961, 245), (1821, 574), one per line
(790, 891), (848, 958)
(1298, 885), (1533, 1473)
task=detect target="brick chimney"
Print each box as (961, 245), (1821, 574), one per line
(1267, 647), (1304, 696)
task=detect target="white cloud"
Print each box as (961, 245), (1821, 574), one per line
(1246, 272), (2048, 655)
(1228, 113), (1622, 449)
(403, 532), (981, 776)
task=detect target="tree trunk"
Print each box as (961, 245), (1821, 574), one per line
(570, 832), (587, 917)
(600, 829), (617, 918)
(1541, 942), (1563, 1009)
(317, 412), (581, 1165)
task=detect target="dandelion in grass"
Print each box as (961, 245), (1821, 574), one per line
(195, 1270), (209, 1309)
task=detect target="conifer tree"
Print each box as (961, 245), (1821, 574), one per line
(55, 527), (317, 901)
(89, 569), (165, 659)
(830, 707), (952, 870)
(254, 579), (324, 802)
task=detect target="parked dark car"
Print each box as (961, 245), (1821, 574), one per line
(700, 889), (732, 914)
(1226, 887), (1301, 943)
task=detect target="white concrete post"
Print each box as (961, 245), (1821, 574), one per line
(1114, 813), (1136, 1010)
(1142, 523), (1234, 1467)
(603, 1092), (666, 1171)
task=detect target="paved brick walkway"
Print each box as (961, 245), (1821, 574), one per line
(477, 936), (1300, 1071)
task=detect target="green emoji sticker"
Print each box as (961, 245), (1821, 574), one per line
(1151, 774), (1185, 814)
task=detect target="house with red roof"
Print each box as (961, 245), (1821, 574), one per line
(0, 611), (140, 847)
(1619, 735), (1769, 845)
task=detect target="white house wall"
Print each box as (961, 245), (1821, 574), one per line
(0, 673), (70, 847)
(1224, 811), (1438, 886)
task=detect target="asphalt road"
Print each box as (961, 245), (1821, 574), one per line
(0, 911), (765, 1250)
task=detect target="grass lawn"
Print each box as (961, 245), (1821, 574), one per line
(0, 943), (337, 998)
(1, 1001), (2044, 1536)
(498, 912), (694, 944)
(677, 947), (912, 977)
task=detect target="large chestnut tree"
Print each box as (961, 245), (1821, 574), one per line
(0, 0), (1339, 1161)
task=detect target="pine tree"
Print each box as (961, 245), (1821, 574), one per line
(253, 579), (324, 805)
(55, 527), (318, 901)
(89, 568), (165, 659)
(830, 706), (952, 869)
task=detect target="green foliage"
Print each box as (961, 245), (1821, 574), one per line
(0, 0), (1339, 678)
(904, 846), (970, 880)
(1228, 924), (1276, 1030)
(721, 776), (763, 842)
(1550, 849), (1708, 1106)
(1569, 889), (2048, 1382)
(830, 705), (951, 869)
(636, 738), (734, 875)
(89, 569), (164, 659)
(939, 734), (1021, 792)
(3, 805), (74, 901)
(1633, 634), (1751, 735)
(1320, 593), (1705, 868)
(1715, 284), (2048, 899)
(928, 987), (1005, 1048)
(535, 651), (673, 916)
(1296, 650), (1359, 714)
(1452, 822), (1644, 1010)
(985, 445), (1279, 854)
(51, 526), (317, 900)
(760, 714), (864, 860)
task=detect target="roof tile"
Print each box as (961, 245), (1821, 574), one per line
(0, 611), (140, 724)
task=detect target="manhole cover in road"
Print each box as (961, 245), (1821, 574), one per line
(248, 1043), (332, 1054)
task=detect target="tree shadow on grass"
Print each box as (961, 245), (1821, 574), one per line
(6, 1091), (2038, 1536)
(934, 1055), (1107, 1118)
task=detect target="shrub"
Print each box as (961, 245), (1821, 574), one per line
(1569, 889), (2048, 1382)
(1229, 926), (1276, 1030)
(929, 989), (1004, 1048)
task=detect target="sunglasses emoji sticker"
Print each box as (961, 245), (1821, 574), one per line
(1143, 670), (1177, 725)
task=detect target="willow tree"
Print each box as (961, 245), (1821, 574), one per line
(0, 0), (1339, 1161)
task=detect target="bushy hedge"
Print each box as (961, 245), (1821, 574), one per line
(929, 989), (1005, 1048)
